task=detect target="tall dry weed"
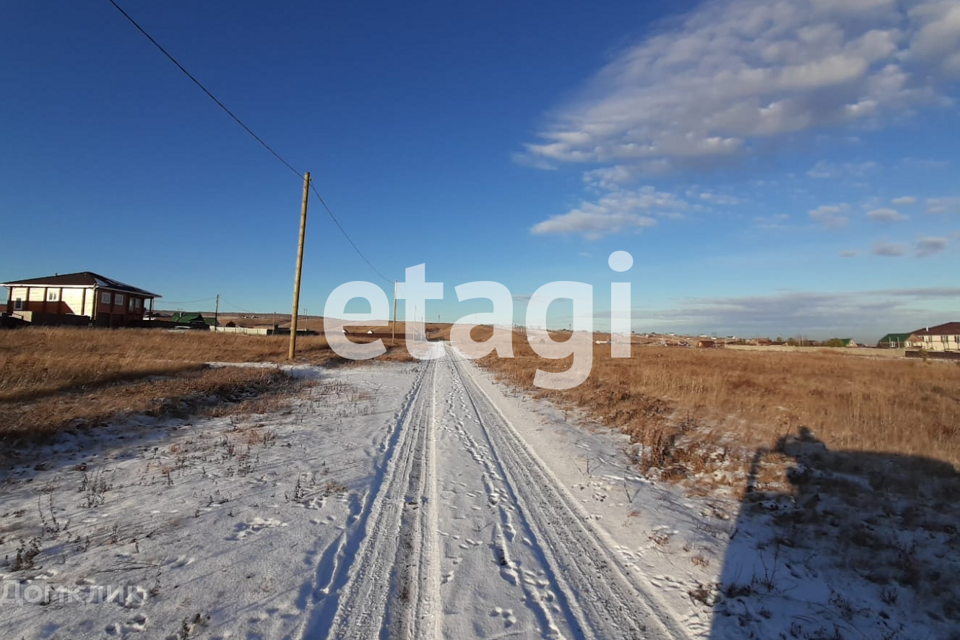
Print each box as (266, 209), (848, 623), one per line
(477, 330), (960, 473)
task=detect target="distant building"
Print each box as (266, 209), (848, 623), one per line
(907, 323), (960, 352)
(877, 333), (911, 349)
(342, 325), (393, 339)
(824, 338), (858, 348)
(1, 271), (160, 328)
(170, 312), (216, 328)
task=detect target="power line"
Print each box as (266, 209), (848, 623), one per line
(106, 0), (300, 180)
(155, 296), (217, 306)
(106, 0), (392, 285)
(310, 183), (392, 284)
(218, 297), (259, 315)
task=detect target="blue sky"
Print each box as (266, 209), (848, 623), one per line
(1, 0), (958, 341)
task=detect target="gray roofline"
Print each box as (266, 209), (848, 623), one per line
(1, 282), (161, 298)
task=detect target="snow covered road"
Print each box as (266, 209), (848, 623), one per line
(307, 344), (684, 640)
(1, 346), (708, 640)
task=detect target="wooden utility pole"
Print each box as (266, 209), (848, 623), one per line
(288, 172), (311, 360)
(214, 294), (219, 327)
(391, 280), (398, 346)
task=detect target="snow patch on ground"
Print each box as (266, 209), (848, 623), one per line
(2, 351), (956, 640)
(0, 361), (419, 639)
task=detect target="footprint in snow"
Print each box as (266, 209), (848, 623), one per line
(117, 612), (147, 633)
(491, 607), (517, 627)
(231, 517), (287, 540)
(167, 556), (195, 569)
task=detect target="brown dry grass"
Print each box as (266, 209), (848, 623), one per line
(0, 326), (420, 445)
(0, 327), (417, 398)
(0, 367), (291, 443)
(476, 329), (960, 476)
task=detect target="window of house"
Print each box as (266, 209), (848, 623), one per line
(135, 298), (142, 309)
(47, 290), (59, 302)
(14, 298), (23, 310)
(128, 298), (135, 311)
(115, 294), (124, 306)
(101, 292), (111, 304)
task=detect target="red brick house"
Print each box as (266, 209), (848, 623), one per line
(1, 272), (161, 328)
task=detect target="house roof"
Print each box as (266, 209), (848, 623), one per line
(0, 272), (161, 298)
(878, 333), (912, 343)
(171, 312), (206, 323)
(911, 322), (960, 336)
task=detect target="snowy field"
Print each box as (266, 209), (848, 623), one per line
(1, 344), (956, 639)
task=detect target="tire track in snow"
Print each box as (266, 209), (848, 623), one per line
(439, 363), (564, 637)
(389, 356), (441, 639)
(293, 357), (440, 640)
(447, 345), (688, 640)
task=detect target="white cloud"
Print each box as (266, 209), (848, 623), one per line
(926, 197), (960, 214)
(530, 190), (673, 240)
(633, 286), (959, 339)
(531, 210), (656, 239)
(908, 0), (960, 75)
(839, 249), (860, 257)
(531, 185), (696, 239)
(915, 235), (950, 257)
(518, 0), (955, 173)
(872, 240), (907, 256)
(899, 157), (950, 169)
(809, 0), (897, 14)
(891, 196), (917, 205)
(809, 204), (850, 228)
(866, 207), (909, 222)
(698, 191), (740, 205)
(583, 165), (640, 190)
(754, 213), (791, 230)
(807, 160), (878, 179)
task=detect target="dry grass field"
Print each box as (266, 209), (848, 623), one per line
(0, 326), (414, 444)
(476, 329), (960, 486)
(208, 312), (448, 338)
(458, 332), (960, 632)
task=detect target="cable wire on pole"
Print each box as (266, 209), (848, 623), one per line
(309, 183), (392, 285)
(219, 298), (260, 315)
(106, 0), (301, 180)
(155, 297), (217, 306)
(106, 0), (393, 285)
